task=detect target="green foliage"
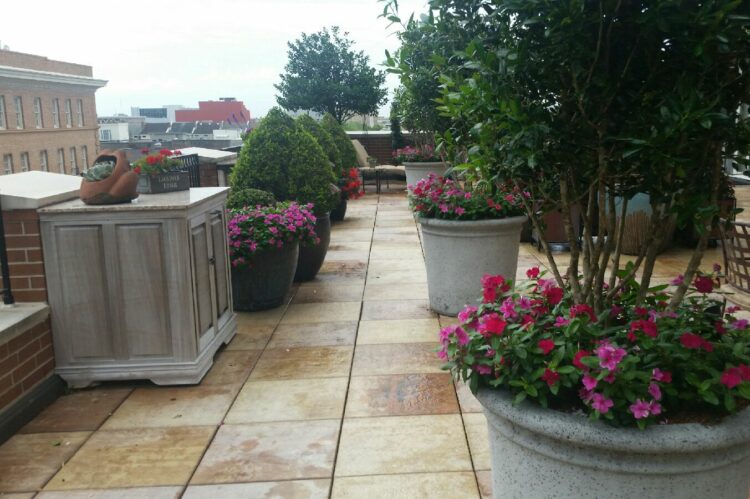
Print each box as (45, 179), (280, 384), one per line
(390, 101), (406, 150)
(276, 26), (388, 123)
(231, 107), (338, 214)
(342, 121), (383, 132)
(82, 159), (115, 182)
(226, 188), (276, 211)
(296, 114), (342, 177)
(321, 113), (358, 169)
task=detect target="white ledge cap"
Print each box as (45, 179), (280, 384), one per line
(0, 171), (81, 210)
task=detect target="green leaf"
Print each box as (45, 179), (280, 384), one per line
(725, 392), (737, 412)
(513, 391), (527, 405)
(702, 391), (720, 405)
(738, 383), (750, 399)
(524, 384), (538, 397)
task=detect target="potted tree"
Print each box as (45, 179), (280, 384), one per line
(231, 108), (338, 281)
(384, 0), (750, 496)
(409, 173), (526, 316)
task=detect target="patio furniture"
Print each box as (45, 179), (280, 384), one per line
(722, 219), (750, 293)
(351, 139), (405, 194)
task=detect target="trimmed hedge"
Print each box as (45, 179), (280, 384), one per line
(321, 113), (358, 170)
(226, 188), (276, 211)
(297, 114), (342, 177)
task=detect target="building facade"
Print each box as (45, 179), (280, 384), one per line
(174, 98), (251, 124)
(0, 50), (106, 175)
(130, 105), (184, 123)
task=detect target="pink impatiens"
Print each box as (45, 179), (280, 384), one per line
(595, 343), (626, 371)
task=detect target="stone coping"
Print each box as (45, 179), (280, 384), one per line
(0, 302), (49, 346)
(0, 171), (81, 210)
(39, 187), (229, 214)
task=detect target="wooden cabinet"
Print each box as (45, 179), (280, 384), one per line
(39, 188), (236, 387)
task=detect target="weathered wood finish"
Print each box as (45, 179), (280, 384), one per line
(40, 188), (236, 387)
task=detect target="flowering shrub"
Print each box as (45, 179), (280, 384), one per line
(340, 168), (363, 200)
(409, 174), (527, 221)
(227, 202), (317, 268)
(440, 265), (750, 428)
(393, 145), (441, 163)
(132, 149), (183, 175)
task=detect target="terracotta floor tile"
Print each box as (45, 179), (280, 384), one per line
(44, 427), (213, 490)
(455, 382), (484, 413)
(375, 218), (416, 228)
(226, 377), (348, 423)
(226, 324), (275, 350)
(101, 385), (236, 429)
(201, 350), (260, 386)
(333, 218), (375, 229)
(475, 470), (492, 499)
(266, 321), (357, 348)
(352, 343), (443, 376)
(346, 373), (458, 417)
(37, 487), (182, 498)
(463, 413), (490, 470)
(331, 472), (479, 499)
(250, 346), (353, 380)
(190, 420), (339, 484)
(0, 432), (90, 493)
(292, 284), (364, 304)
(280, 302), (361, 324)
(334, 415), (472, 476)
(236, 307), (287, 326)
(183, 480), (330, 499)
(366, 268), (427, 285)
(367, 258), (424, 273)
(363, 282), (429, 301)
(369, 248), (424, 260)
(361, 300), (435, 320)
(357, 319), (439, 344)
(20, 388), (132, 433)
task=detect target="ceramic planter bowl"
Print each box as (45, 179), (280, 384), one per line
(404, 161), (447, 187)
(231, 241), (299, 311)
(477, 388), (750, 499)
(418, 216), (526, 316)
(294, 212), (331, 282)
(79, 150), (139, 205)
(330, 196), (347, 222)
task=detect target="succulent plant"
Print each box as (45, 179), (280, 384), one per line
(82, 160), (116, 182)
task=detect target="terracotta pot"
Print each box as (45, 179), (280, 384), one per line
(79, 150), (139, 205)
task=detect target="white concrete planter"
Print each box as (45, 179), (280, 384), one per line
(418, 216), (526, 315)
(476, 388), (750, 499)
(404, 161), (447, 187)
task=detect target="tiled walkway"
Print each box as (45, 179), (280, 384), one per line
(0, 188), (735, 498)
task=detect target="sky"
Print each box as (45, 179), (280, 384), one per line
(1, 0), (429, 119)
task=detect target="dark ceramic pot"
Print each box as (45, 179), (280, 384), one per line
(330, 196), (348, 222)
(231, 241), (299, 311)
(294, 212), (331, 282)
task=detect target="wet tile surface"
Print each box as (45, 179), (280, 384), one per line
(331, 472), (479, 499)
(183, 480), (330, 499)
(357, 318), (440, 344)
(37, 487), (183, 498)
(463, 413), (490, 470)
(266, 321), (358, 348)
(352, 343), (443, 376)
(249, 346), (354, 380)
(360, 299), (435, 320)
(280, 302), (361, 324)
(346, 373), (458, 417)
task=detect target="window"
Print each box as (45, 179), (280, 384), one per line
(81, 146), (89, 170)
(33, 97), (43, 128)
(57, 148), (65, 173)
(20, 152), (29, 172)
(14, 96), (24, 129)
(64, 99), (72, 128)
(70, 147), (78, 175)
(100, 128), (111, 141)
(39, 150), (48, 172)
(0, 96), (6, 129)
(76, 99), (84, 127)
(52, 98), (60, 128)
(3, 154), (13, 175)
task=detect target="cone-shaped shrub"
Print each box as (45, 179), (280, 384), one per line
(321, 113), (358, 170)
(231, 107), (337, 214)
(226, 188), (276, 211)
(297, 114), (342, 178)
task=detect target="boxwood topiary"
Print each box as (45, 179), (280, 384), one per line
(231, 107), (338, 214)
(321, 113), (358, 170)
(297, 114), (342, 178)
(226, 188), (276, 211)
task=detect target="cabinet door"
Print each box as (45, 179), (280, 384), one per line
(209, 209), (231, 323)
(189, 215), (217, 351)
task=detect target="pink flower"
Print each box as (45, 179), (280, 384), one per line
(455, 207), (466, 216)
(727, 305), (741, 314)
(457, 305), (478, 324)
(610, 304), (623, 317)
(538, 338), (555, 355)
(679, 332), (704, 350)
(713, 263), (722, 273)
(543, 286), (564, 305)
(629, 399), (651, 419)
(652, 368), (672, 383)
(573, 350), (591, 370)
(721, 367), (743, 388)
(554, 316), (570, 328)
(630, 319), (658, 338)
(694, 275), (714, 293)
(730, 319), (749, 330)
(439, 203), (449, 213)
(526, 267), (540, 279)
(595, 344), (626, 371)
(570, 304), (597, 322)
(670, 274), (684, 286)
(541, 368), (560, 387)
(499, 297), (518, 319)
(481, 274), (509, 303)
(649, 402), (663, 416)
(591, 393), (614, 414)
(648, 382), (662, 401)
(478, 313), (507, 337)
(475, 364), (493, 375)
(437, 348), (448, 361)
(582, 374), (598, 390)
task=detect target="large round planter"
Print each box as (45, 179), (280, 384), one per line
(231, 241), (299, 311)
(294, 212), (331, 282)
(476, 388), (750, 499)
(419, 216), (526, 316)
(404, 161), (447, 187)
(330, 196), (347, 222)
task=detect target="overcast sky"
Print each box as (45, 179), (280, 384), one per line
(2, 0), (428, 119)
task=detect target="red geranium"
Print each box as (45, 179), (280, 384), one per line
(694, 275), (714, 294)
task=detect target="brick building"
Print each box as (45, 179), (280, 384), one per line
(0, 50), (106, 175)
(174, 97), (251, 124)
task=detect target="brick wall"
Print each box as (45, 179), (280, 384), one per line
(0, 50), (93, 77)
(199, 163), (219, 187)
(0, 317), (53, 412)
(1, 210), (46, 303)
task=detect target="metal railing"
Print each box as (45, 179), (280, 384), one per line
(0, 198), (14, 305)
(175, 153), (200, 187)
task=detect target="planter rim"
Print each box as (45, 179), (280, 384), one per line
(476, 386), (750, 454)
(419, 215), (527, 228)
(403, 161), (446, 167)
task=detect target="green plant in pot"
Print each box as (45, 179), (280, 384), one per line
(228, 199), (316, 311)
(231, 107), (338, 281)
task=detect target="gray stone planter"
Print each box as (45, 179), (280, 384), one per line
(418, 216), (526, 315)
(476, 388), (750, 499)
(404, 161), (447, 187)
